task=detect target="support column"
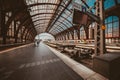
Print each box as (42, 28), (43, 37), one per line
(15, 33), (18, 43)
(14, 20), (16, 37)
(119, 16), (120, 43)
(84, 27), (89, 39)
(0, 10), (6, 44)
(95, 0), (106, 55)
(64, 33), (66, 40)
(67, 32), (70, 40)
(70, 31), (74, 40)
(89, 28), (94, 39)
(76, 29), (80, 40)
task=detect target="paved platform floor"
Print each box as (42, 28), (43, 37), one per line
(0, 42), (83, 80)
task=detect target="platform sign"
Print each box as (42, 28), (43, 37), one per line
(72, 9), (88, 25)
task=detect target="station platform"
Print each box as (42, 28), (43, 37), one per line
(0, 42), (107, 80)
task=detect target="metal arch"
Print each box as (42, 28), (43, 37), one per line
(36, 23), (63, 33)
(6, 13), (53, 34)
(50, 24), (65, 32)
(31, 13), (54, 18)
(15, 20), (35, 40)
(32, 14), (73, 26)
(46, 12), (73, 30)
(51, 29), (60, 34)
(57, 18), (72, 27)
(23, 25), (37, 41)
(51, 24), (65, 31)
(33, 13), (73, 28)
(17, 13), (54, 33)
(6, 2), (72, 39)
(35, 21), (65, 32)
(28, 3), (72, 13)
(16, 13), (54, 35)
(32, 11), (73, 27)
(34, 22), (50, 27)
(31, 15), (73, 29)
(49, 23), (66, 33)
(54, 26), (75, 36)
(25, 29), (34, 41)
(24, 26), (36, 37)
(24, 3), (72, 27)
(18, 2), (72, 27)
(50, 24), (69, 35)
(29, 17), (71, 32)
(22, 28), (29, 40)
(51, 28), (61, 33)
(35, 25), (47, 29)
(33, 18), (52, 22)
(49, 21), (73, 34)
(10, 2), (73, 38)
(25, 26), (37, 40)
(53, 20), (70, 29)
(50, 29), (61, 35)
(4, 2), (72, 14)
(28, 11), (73, 28)
(34, 22), (51, 28)
(28, 3), (58, 8)
(33, 20), (51, 25)
(34, 19), (70, 30)
(46, 0), (72, 32)
(6, 0), (91, 35)
(51, 30), (58, 35)
(34, 21), (51, 27)
(30, 8), (56, 12)
(21, 13), (54, 26)
(46, 0), (93, 32)
(36, 25), (61, 33)
(6, 0), (90, 38)
(32, 16), (52, 21)
(59, 15), (73, 26)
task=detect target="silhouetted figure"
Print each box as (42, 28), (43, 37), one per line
(37, 41), (39, 47)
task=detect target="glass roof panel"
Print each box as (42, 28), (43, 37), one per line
(55, 23), (67, 29)
(32, 17), (51, 21)
(34, 20), (50, 25)
(49, 3), (73, 34)
(26, 0), (60, 33)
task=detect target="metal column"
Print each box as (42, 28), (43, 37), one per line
(95, 0), (106, 55)
(0, 10), (6, 44)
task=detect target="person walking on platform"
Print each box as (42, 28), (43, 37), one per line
(36, 40), (39, 47)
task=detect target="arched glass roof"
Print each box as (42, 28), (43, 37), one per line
(26, 0), (60, 33)
(25, 0), (119, 35)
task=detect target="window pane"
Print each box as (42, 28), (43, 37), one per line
(104, 0), (115, 10)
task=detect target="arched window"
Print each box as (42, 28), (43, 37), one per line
(80, 26), (86, 39)
(88, 23), (95, 39)
(105, 16), (119, 38)
(104, 0), (116, 10)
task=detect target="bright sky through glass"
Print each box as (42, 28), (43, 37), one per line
(35, 33), (55, 41)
